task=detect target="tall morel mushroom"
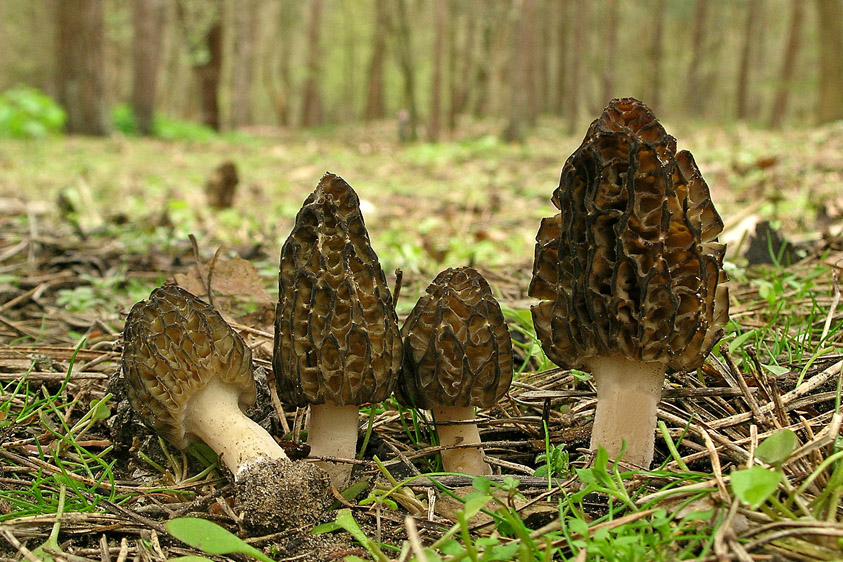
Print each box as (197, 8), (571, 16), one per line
(396, 267), (513, 475)
(273, 173), (402, 487)
(121, 285), (330, 530)
(529, 98), (729, 467)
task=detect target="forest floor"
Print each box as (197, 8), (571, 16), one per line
(0, 118), (842, 561)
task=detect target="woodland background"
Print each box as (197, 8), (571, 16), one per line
(0, 0), (842, 142)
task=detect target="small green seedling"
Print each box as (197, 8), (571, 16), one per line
(165, 517), (274, 562)
(731, 429), (798, 509)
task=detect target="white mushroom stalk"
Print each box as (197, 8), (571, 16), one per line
(183, 377), (289, 480)
(306, 403), (360, 485)
(433, 406), (491, 476)
(585, 357), (665, 467)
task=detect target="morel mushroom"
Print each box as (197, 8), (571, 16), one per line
(122, 285), (330, 530)
(396, 267), (513, 475)
(529, 98), (728, 468)
(273, 173), (402, 487)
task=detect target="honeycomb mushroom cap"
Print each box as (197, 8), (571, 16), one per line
(397, 267), (513, 410)
(122, 285), (255, 449)
(529, 97), (729, 372)
(273, 173), (402, 407)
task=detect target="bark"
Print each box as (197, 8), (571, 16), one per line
(265, 1), (299, 126)
(686, 0), (708, 115)
(472, 9), (493, 117)
(736, 0), (760, 120)
(56, 0), (108, 135)
(454, 4), (476, 119)
(769, 0), (804, 128)
(364, 0), (388, 119)
(648, 0), (666, 111)
(600, 0), (618, 105)
(815, 0), (843, 123)
(300, 0), (325, 127)
(522, 0), (538, 124)
(428, 0), (446, 141)
(131, 0), (165, 135)
(231, 0), (258, 129)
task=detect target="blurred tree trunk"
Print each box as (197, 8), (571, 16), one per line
(177, 0), (223, 131)
(553, 0), (569, 115)
(522, 0), (538, 124)
(428, 0), (446, 141)
(647, 0), (665, 111)
(392, 0), (418, 140)
(300, 0), (324, 127)
(537, 0), (551, 113)
(600, 0), (618, 104)
(446, 1), (459, 131)
(265, 1), (298, 126)
(56, 0), (108, 135)
(131, 0), (165, 135)
(472, 10), (493, 117)
(686, 0), (708, 116)
(567, 0), (585, 132)
(231, 0), (258, 129)
(364, 0), (388, 119)
(736, 0), (760, 120)
(453, 5), (476, 120)
(815, 0), (843, 123)
(769, 0), (804, 128)
(503, 0), (532, 142)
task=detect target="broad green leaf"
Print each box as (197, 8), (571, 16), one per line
(472, 476), (491, 493)
(755, 429), (798, 465)
(463, 495), (492, 519)
(731, 466), (781, 508)
(167, 557), (215, 562)
(165, 518), (273, 562)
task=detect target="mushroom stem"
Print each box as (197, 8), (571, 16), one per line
(587, 356), (666, 468)
(433, 405), (492, 475)
(307, 402), (360, 488)
(183, 377), (288, 481)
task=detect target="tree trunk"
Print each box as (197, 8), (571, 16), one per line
(56, 0), (108, 135)
(567, 0), (585, 132)
(769, 0), (804, 128)
(553, 0), (569, 115)
(686, 0), (708, 115)
(815, 0), (843, 123)
(300, 0), (324, 127)
(131, 0), (165, 135)
(428, 0), (446, 141)
(392, 0), (419, 140)
(231, 0), (258, 129)
(176, 0), (224, 131)
(364, 0), (388, 120)
(648, 0), (666, 111)
(736, 0), (760, 120)
(472, 10), (493, 118)
(522, 0), (538, 124)
(454, 5), (476, 119)
(600, 0), (618, 105)
(503, 0), (531, 142)
(446, 1), (459, 131)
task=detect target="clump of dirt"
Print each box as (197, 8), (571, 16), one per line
(235, 458), (331, 533)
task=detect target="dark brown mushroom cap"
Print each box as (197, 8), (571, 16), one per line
(396, 267), (513, 409)
(273, 173), (402, 407)
(529, 98), (729, 372)
(122, 285), (255, 449)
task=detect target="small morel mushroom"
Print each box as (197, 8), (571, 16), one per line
(122, 285), (330, 530)
(529, 98), (729, 468)
(396, 267), (513, 475)
(273, 173), (402, 487)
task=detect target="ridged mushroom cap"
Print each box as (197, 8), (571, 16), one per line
(529, 98), (729, 371)
(122, 285), (255, 449)
(273, 173), (402, 407)
(396, 267), (513, 409)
